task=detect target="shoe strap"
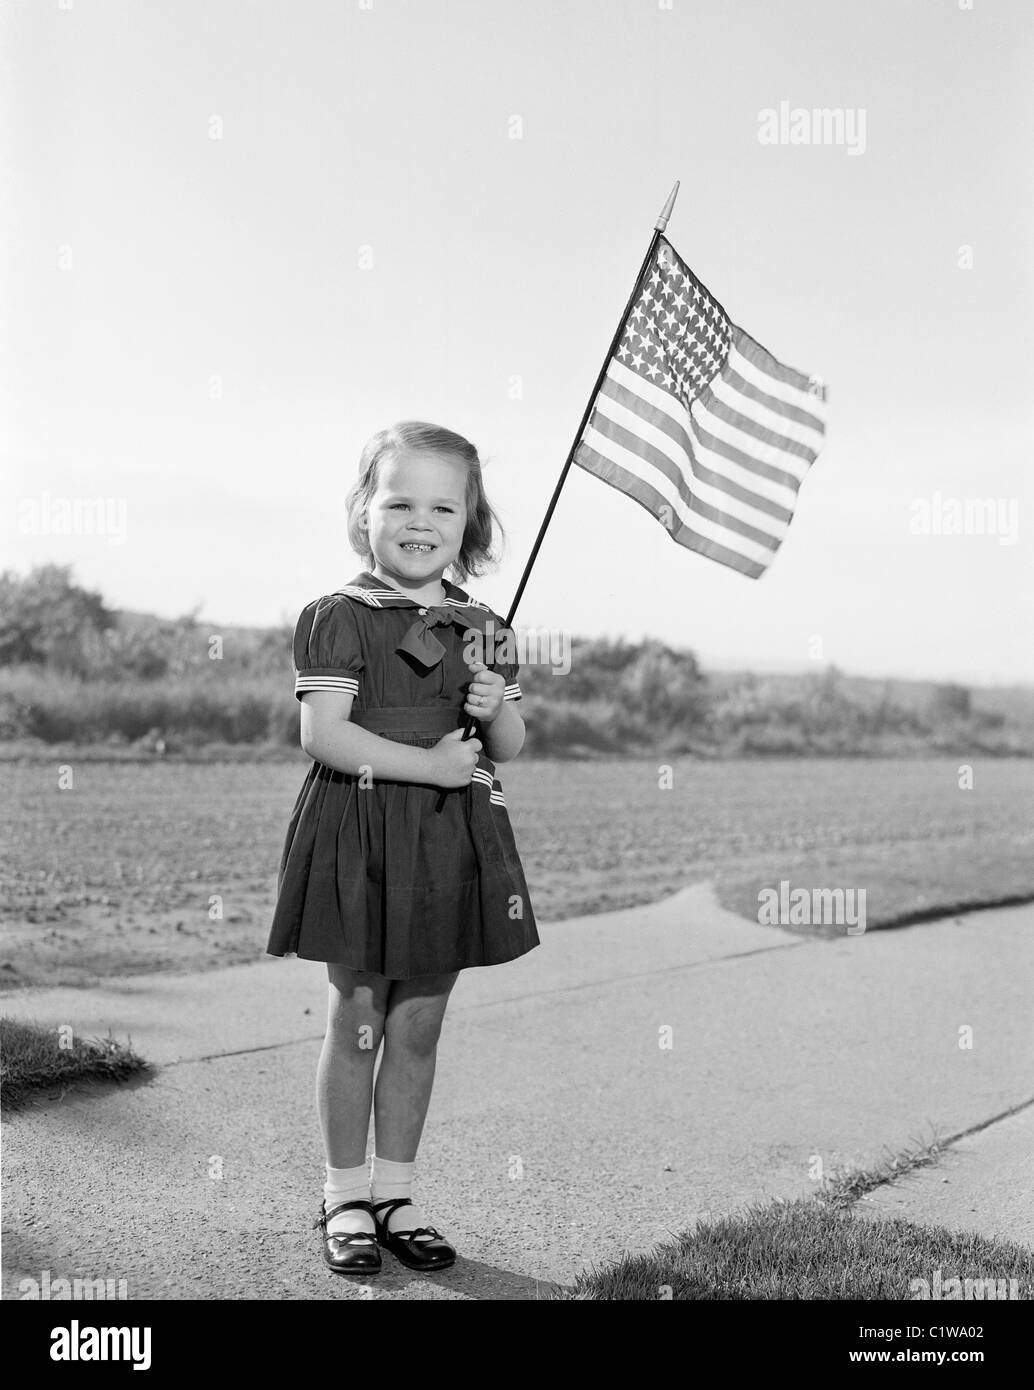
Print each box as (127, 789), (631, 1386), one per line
(372, 1196), (413, 1229)
(328, 1230), (377, 1246)
(372, 1198), (442, 1241)
(374, 1196), (428, 1235)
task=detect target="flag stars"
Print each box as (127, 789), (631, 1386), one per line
(622, 245), (733, 395)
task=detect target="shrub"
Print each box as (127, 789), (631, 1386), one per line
(0, 666), (292, 745)
(0, 564), (114, 675)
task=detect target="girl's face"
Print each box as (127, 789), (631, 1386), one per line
(364, 451), (468, 585)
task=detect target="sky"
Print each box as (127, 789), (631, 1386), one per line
(2, 0), (1032, 683)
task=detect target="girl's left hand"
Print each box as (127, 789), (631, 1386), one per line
(463, 661), (506, 723)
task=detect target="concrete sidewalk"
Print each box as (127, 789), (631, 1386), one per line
(855, 1104), (1034, 1247)
(2, 884), (1032, 1300)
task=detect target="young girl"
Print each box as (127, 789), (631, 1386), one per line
(266, 420), (539, 1276)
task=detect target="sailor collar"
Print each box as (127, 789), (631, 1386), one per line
(334, 571), (493, 614)
(333, 571), (497, 669)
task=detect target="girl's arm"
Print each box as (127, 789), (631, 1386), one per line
(480, 700), (525, 763)
(464, 660), (526, 763)
(301, 692), (473, 786)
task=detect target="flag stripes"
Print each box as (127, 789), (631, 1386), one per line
(573, 234), (827, 577)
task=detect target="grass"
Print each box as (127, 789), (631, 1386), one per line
(549, 1198), (1034, 1300)
(819, 1131), (949, 1209)
(547, 1131), (1034, 1300)
(0, 1016), (148, 1107)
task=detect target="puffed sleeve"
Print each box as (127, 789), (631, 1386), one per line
(490, 611), (522, 702)
(292, 595), (365, 702)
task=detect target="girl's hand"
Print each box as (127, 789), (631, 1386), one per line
(463, 661), (505, 723)
(426, 728), (483, 787)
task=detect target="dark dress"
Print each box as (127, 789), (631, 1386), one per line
(266, 570), (540, 979)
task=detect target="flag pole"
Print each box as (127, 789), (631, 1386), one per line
(494, 179), (679, 634)
(435, 182), (680, 810)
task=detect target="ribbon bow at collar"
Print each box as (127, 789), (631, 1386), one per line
(396, 604), (494, 669)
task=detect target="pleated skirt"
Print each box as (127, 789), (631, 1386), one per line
(266, 705), (540, 979)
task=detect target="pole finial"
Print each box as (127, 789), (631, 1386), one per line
(654, 180), (680, 232)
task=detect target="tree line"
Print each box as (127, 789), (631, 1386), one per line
(0, 565), (1026, 757)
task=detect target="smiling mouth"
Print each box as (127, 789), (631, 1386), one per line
(399, 542), (436, 552)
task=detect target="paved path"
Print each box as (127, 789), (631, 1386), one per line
(3, 887), (1032, 1300)
(855, 1104), (1034, 1247)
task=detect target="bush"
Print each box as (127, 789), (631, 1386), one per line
(0, 564), (115, 675)
(738, 723), (810, 755)
(930, 683), (972, 721)
(0, 666), (292, 745)
(522, 697), (625, 756)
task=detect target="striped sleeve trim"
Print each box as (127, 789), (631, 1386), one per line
(471, 768), (508, 808)
(503, 681), (522, 701)
(294, 672), (360, 700)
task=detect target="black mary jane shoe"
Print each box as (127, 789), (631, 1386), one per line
(372, 1197), (456, 1272)
(314, 1199), (382, 1276)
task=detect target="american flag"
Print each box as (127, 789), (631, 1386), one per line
(573, 234), (827, 578)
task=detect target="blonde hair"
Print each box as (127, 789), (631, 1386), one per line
(346, 421), (504, 583)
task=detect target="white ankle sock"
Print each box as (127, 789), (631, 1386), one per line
(371, 1155), (434, 1240)
(323, 1161), (374, 1238)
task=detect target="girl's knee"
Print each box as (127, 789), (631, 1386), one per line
(325, 968), (388, 1050)
(383, 998), (450, 1057)
(325, 1011), (385, 1058)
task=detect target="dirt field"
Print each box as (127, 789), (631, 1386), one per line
(2, 755), (1032, 990)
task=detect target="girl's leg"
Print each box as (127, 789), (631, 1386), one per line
(374, 970), (459, 1159)
(373, 970), (459, 1233)
(317, 964), (391, 1233)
